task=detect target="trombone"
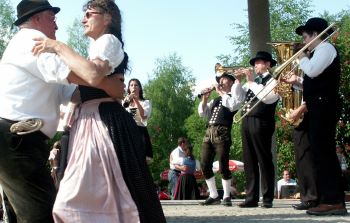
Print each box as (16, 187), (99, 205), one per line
(233, 22), (338, 124)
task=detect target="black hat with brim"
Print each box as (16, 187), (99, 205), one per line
(295, 17), (333, 36)
(215, 72), (236, 83)
(249, 51), (277, 67)
(14, 0), (60, 26)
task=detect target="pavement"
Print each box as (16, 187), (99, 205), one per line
(162, 199), (350, 223)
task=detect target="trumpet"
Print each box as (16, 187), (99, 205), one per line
(215, 63), (251, 78)
(233, 22), (338, 124)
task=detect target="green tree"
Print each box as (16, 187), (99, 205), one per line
(144, 53), (195, 179)
(66, 18), (89, 58)
(183, 98), (206, 159)
(329, 11), (350, 159)
(217, 0), (312, 67)
(0, 0), (16, 57)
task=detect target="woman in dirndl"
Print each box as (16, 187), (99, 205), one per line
(174, 145), (200, 200)
(32, 0), (165, 222)
(123, 78), (153, 164)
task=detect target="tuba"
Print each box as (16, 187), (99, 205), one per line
(269, 41), (303, 126)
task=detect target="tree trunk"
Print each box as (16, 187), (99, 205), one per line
(247, 0), (277, 195)
(247, 0), (271, 56)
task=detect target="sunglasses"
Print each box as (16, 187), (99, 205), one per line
(84, 11), (102, 19)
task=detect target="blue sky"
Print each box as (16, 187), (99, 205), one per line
(10, 0), (350, 91)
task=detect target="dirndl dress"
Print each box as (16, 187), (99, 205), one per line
(174, 157), (199, 200)
(53, 86), (166, 223)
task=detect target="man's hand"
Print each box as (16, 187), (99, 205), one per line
(243, 68), (254, 82)
(286, 104), (307, 122)
(281, 74), (298, 84)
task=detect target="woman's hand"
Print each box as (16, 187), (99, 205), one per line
(130, 92), (139, 102)
(32, 37), (60, 56)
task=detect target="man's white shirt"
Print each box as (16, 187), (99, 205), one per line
(0, 28), (76, 138)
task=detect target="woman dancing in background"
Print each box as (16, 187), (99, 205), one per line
(173, 145), (200, 200)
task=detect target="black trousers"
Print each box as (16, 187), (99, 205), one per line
(241, 117), (275, 204)
(293, 116), (318, 203)
(201, 125), (232, 180)
(0, 119), (56, 223)
(307, 98), (344, 204)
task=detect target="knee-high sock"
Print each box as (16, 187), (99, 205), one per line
(222, 179), (232, 199)
(206, 176), (218, 198)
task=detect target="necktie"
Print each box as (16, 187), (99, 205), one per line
(255, 75), (263, 84)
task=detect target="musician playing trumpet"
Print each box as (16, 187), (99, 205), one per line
(236, 51), (279, 209)
(198, 71), (244, 206)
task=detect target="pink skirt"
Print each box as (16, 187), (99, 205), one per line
(53, 99), (140, 223)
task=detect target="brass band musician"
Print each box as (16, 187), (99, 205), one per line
(236, 51), (279, 208)
(198, 71), (244, 206)
(282, 75), (319, 211)
(293, 17), (346, 216)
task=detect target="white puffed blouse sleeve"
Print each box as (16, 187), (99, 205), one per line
(88, 34), (125, 74)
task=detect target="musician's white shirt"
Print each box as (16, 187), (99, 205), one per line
(0, 28), (76, 138)
(198, 83), (244, 118)
(239, 71), (280, 104)
(299, 41), (337, 78)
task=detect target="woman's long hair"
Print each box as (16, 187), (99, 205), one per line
(127, 78), (145, 100)
(84, 0), (128, 74)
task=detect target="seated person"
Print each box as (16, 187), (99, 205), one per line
(158, 187), (171, 200)
(277, 170), (297, 199)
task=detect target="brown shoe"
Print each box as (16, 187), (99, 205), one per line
(306, 203), (348, 216)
